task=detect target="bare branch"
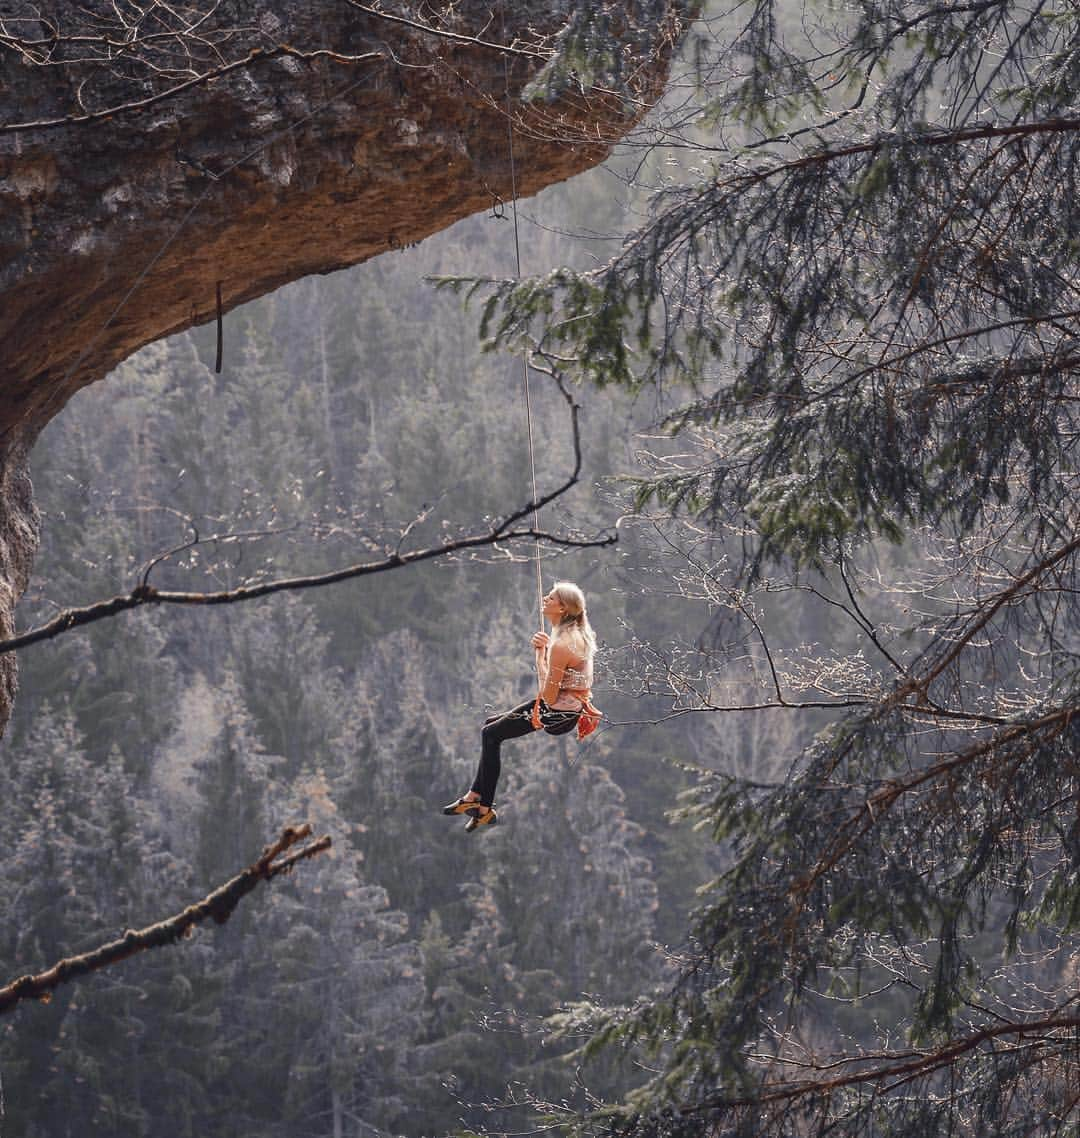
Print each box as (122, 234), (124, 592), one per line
(0, 825), (332, 1016)
(2, 525), (615, 656)
(341, 0), (549, 59)
(9, 370), (613, 655)
(0, 43), (382, 134)
(890, 531), (1080, 706)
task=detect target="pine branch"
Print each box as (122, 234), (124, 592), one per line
(0, 825), (331, 1016)
(769, 695), (1080, 942)
(715, 115), (1080, 196)
(693, 1006), (1080, 1112)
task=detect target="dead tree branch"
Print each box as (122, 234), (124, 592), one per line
(6, 386), (615, 656)
(4, 524), (614, 655)
(0, 825), (332, 1016)
(342, 0), (549, 58)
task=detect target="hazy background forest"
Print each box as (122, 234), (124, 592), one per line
(8, 0), (1075, 1132)
(0, 102), (807, 1134)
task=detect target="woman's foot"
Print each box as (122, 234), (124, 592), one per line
(464, 805), (498, 832)
(442, 795), (482, 816)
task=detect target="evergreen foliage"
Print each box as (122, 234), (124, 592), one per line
(10, 3), (1079, 1134)
(483, 3), (1080, 567)
(462, 2), (1080, 1134)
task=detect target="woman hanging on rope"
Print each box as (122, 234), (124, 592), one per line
(443, 581), (599, 832)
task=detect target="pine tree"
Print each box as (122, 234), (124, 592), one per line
(191, 675), (282, 887)
(226, 595), (347, 771)
(336, 630), (478, 925)
(474, 3), (1080, 1134)
(0, 707), (207, 1136)
(209, 771), (424, 1138)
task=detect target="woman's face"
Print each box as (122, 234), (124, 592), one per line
(542, 589), (567, 622)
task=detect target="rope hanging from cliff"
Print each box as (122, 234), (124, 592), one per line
(501, 13), (545, 630)
(21, 62), (382, 448)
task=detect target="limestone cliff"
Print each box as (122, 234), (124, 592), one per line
(0, 0), (688, 731)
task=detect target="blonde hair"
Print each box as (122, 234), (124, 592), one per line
(549, 580), (596, 660)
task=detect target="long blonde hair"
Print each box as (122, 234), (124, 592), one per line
(548, 580), (596, 661)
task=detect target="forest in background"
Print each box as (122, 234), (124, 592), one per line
(7, 0), (1076, 1134)
(1, 135), (811, 1135)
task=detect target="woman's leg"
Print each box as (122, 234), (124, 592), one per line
(469, 699), (538, 805)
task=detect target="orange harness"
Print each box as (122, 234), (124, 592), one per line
(531, 691), (602, 739)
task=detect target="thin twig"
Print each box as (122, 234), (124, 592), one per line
(341, 0), (548, 59)
(0, 44), (382, 134)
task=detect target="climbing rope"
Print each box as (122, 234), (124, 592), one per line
(501, 7), (545, 631)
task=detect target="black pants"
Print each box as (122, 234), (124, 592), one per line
(469, 698), (579, 806)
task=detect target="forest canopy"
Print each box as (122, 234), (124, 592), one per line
(3, 1), (1079, 1137)
(471, 1), (1080, 1135)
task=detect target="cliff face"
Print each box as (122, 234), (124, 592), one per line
(0, 0), (687, 731)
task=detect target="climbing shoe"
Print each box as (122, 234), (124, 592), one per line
(443, 796), (483, 816)
(464, 805), (498, 833)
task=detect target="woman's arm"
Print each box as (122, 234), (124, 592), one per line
(540, 641), (573, 706)
(532, 630), (550, 687)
